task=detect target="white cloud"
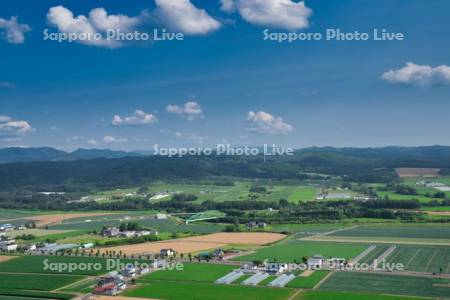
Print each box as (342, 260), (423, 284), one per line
(47, 6), (143, 48)
(381, 62), (450, 87)
(112, 109), (158, 126)
(225, 0), (312, 30)
(154, 0), (221, 35)
(0, 116), (34, 139)
(65, 136), (98, 146)
(103, 135), (128, 143)
(246, 110), (293, 135)
(220, 0), (236, 12)
(87, 139), (98, 146)
(0, 16), (30, 44)
(166, 101), (203, 120)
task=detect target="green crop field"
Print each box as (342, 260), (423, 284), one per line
(49, 216), (223, 234)
(0, 273), (84, 291)
(125, 281), (294, 300)
(319, 272), (450, 298)
(139, 263), (236, 283)
(99, 181), (318, 204)
(286, 271), (329, 289)
(234, 241), (366, 262)
(0, 255), (151, 275)
(294, 290), (424, 300)
(385, 245), (450, 274)
(358, 245), (389, 265)
(0, 209), (41, 221)
(330, 224), (450, 240)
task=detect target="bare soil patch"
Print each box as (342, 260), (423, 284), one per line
(0, 255), (18, 263)
(182, 232), (285, 245)
(101, 232), (285, 255)
(395, 168), (440, 177)
(426, 211), (450, 216)
(22, 212), (116, 227)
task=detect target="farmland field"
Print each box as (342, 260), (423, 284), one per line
(385, 245), (450, 274)
(295, 290), (426, 300)
(0, 273), (84, 291)
(97, 181), (318, 204)
(125, 281), (294, 300)
(357, 245), (389, 264)
(0, 255), (151, 275)
(329, 224), (450, 240)
(49, 216), (224, 234)
(234, 241), (366, 262)
(319, 272), (450, 298)
(139, 263), (236, 283)
(286, 271), (329, 288)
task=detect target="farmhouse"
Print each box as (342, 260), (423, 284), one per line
(160, 248), (175, 257)
(307, 254), (325, 269)
(266, 262), (288, 275)
(102, 227), (120, 237)
(156, 213), (168, 220)
(0, 224), (13, 232)
(0, 239), (18, 251)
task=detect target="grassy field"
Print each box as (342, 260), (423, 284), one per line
(0, 209), (41, 220)
(138, 263), (236, 283)
(96, 181), (318, 204)
(0, 273), (84, 291)
(48, 216), (224, 234)
(286, 271), (329, 289)
(234, 241), (366, 262)
(385, 245), (450, 274)
(125, 281), (294, 300)
(319, 272), (450, 298)
(294, 290), (425, 300)
(0, 255), (151, 275)
(5, 228), (74, 238)
(330, 224), (450, 240)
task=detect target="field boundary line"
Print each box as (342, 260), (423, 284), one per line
(312, 271), (333, 290)
(405, 249), (421, 269)
(287, 289), (302, 300)
(423, 248), (439, 272)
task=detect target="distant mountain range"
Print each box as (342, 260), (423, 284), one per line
(0, 147), (145, 164)
(0, 145), (450, 189)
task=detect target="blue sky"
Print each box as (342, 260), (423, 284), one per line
(0, 0), (449, 151)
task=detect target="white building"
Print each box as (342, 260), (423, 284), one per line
(307, 255), (325, 269)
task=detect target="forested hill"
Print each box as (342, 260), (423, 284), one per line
(0, 146), (450, 190)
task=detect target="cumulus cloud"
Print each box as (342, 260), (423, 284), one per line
(166, 101), (203, 120)
(246, 110), (293, 135)
(154, 0), (221, 35)
(112, 110), (158, 126)
(220, 0), (236, 12)
(0, 16), (30, 44)
(223, 0), (312, 30)
(103, 135), (128, 143)
(0, 116), (34, 139)
(381, 62), (450, 87)
(47, 6), (143, 48)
